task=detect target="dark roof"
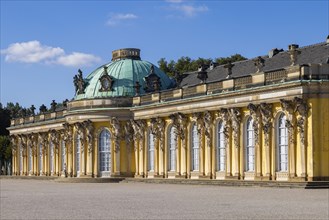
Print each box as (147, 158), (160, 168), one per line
(179, 42), (329, 87)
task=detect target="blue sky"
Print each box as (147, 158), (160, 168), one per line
(1, 0), (328, 109)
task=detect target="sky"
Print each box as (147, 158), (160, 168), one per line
(1, 0), (328, 110)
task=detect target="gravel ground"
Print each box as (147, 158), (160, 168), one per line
(1, 179), (328, 220)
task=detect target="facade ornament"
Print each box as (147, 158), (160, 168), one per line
(150, 117), (165, 151)
(131, 119), (146, 151)
(224, 62), (234, 79)
(259, 103), (273, 146)
(144, 65), (161, 93)
(39, 104), (47, 114)
(62, 123), (73, 154)
(169, 112), (187, 142)
(50, 129), (60, 154)
(280, 99), (295, 144)
(204, 111), (212, 147)
(134, 81), (141, 96)
(294, 97), (309, 148)
(99, 65), (115, 92)
(50, 100), (57, 112)
(18, 135), (27, 157)
(73, 69), (86, 94)
(74, 122), (85, 153)
(38, 133), (49, 156)
(123, 120), (134, 152)
(197, 65), (208, 83)
(83, 120), (94, 154)
(247, 103), (260, 144)
(110, 117), (121, 153)
(253, 56), (265, 73)
(288, 44), (301, 66)
(10, 135), (17, 155)
(218, 109), (230, 149)
(228, 108), (241, 148)
(30, 105), (36, 116)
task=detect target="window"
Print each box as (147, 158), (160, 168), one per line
(191, 124), (199, 171)
(50, 141), (54, 173)
(99, 130), (111, 174)
(217, 122), (225, 171)
(61, 140), (66, 171)
(148, 132), (155, 171)
(75, 135), (80, 176)
(277, 113), (288, 172)
(245, 117), (255, 172)
(168, 126), (177, 171)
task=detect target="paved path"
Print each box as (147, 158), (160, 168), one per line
(1, 179), (328, 219)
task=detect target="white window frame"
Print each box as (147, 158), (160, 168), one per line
(148, 132), (155, 172)
(277, 113), (288, 172)
(245, 117), (255, 172)
(168, 126), (177, 172)
(98, 129), (111, 176)
(191, 123), (199, 171)
(217, 121), (226, 171)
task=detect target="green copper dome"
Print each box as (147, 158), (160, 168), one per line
(74, 49), (175, 100)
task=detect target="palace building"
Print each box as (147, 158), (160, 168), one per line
(8, 37), (329, 182)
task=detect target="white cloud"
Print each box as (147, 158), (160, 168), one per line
(1, 40), (101, 67)
(1, 41), (64, 63)
(106, 13), (138, 27)
(171, 4), (208, 17)
(55, 52), (101, 67)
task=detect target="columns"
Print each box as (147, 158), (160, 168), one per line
(229, 108), (241, 178)
(247, 104), (261, 178)
(280, 99), (296, 178)
(170, 113), (187, 178)
(259, 103), (273, 178)
(62, 123), (73, 177)
(150, 117), (165, 177)
(84, 120), (94, 177)
(131, 119), (146, 177)
(204, 111), (212, 178)
(124, 121), (133, 176)
(110, 117), (121, 176)
(294, 97), (309, 179)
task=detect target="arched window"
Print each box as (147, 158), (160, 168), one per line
(75, 135), (80, 176)
(148, 132), (155, 171)
(99, 129), (111, 176)
(217, 122), (225, 171)
(191, 123), (199, 171)
(39, 143), (42, 173)
(245, 117), (255, 172)
(168, 126), (177, 171)
(277, 113), (288, 172)
(50, 141), (54, 173)
(61, 140), (66, 172)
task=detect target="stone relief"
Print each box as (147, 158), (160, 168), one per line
(150, 117), (165, 151)
(110, 117), (121, 153)
(169, 112), (187, 144)
(247, 103), (260, 144)
(131, 119), (146, 151)
(62, 123), (73, 154)
(123, 120), (134, 152)
(259, 103), (273, 146)
(83, 120), (94, 154)
(294, 97), (309, 148)
(204, 111), (212, 147)
(228, 108), (241, 148)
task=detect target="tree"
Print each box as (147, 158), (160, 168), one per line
(158, 54), (247, 77)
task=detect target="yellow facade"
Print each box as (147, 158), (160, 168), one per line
(8, 43), (329, 182)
